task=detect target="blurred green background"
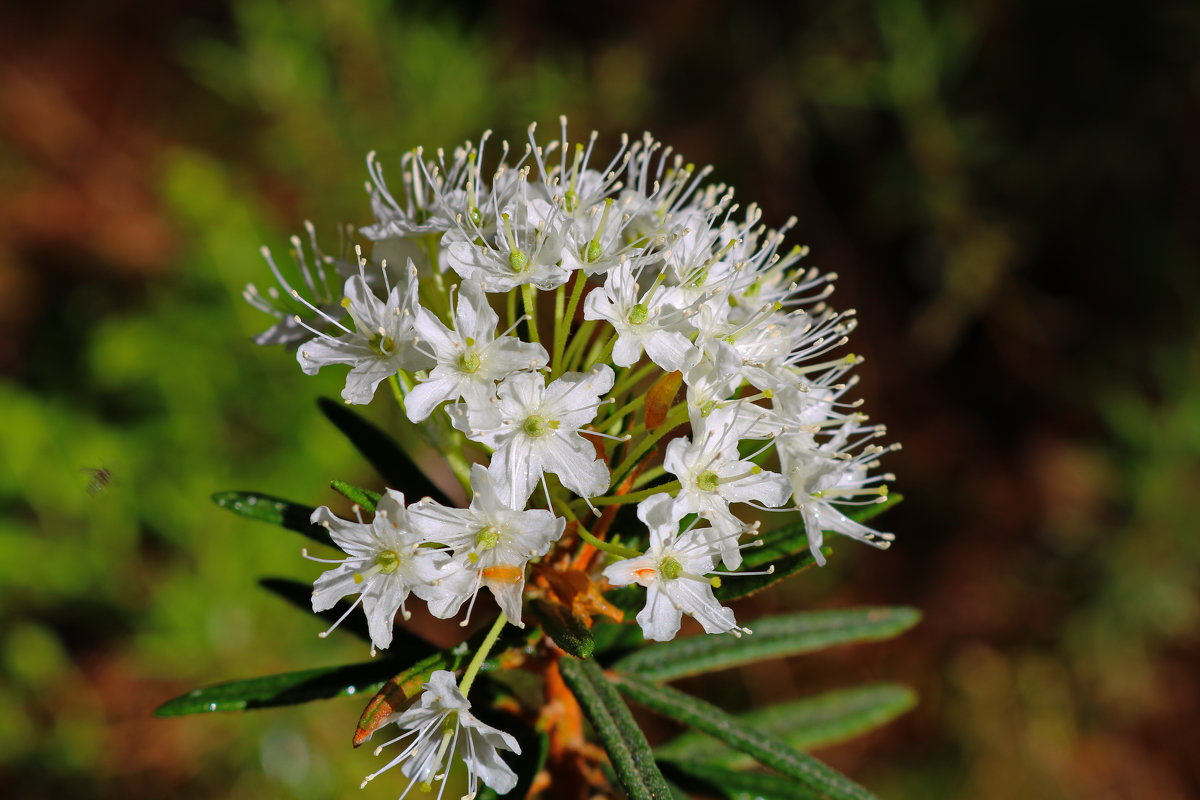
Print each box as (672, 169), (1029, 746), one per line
(1, 1), (1198, 798)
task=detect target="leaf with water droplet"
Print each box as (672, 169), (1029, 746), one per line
(212, 490), (333, 548)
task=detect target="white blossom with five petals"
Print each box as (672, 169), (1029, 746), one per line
(409, 464), (564, 627)
(602, 494), (745, 642)
(361, 670), (521, 798)
(405, 280), (548, 422)
(308, 489), (452, 651)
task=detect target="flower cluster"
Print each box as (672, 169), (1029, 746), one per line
(250, 119), (898, 796)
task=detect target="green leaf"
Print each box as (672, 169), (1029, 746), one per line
(352, 649), (475, 744)
(715, 546), (830, 603)
(610, 607), (921, 682)
(211, 490), (333, 548)
(660, 760), (823, 800)
(330, 479), (382, 511)
(614, 676), (876, 800)
(528, 598), (595, 659)
(318, 397), (453, 506)
(558, 657), (673, 800)
(657, 684), (917, 766)
(155, 659), (405, 717)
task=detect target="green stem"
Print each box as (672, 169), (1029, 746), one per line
(506, 287), (518, 332)
(610, 362), (659, 403)
(632, 464), (667, 488)
(457, 612), (508, 698)
(578, 524), (641, 559)
(591, 480), (680, 507)
(562, 318), (599, 372)
(522, 284), (541, 344)
(609, 403), (690, 489)
(604, 394), (646, 431)
(584, 331), (616, 371)
(556, 498), (641, 559)
(552, 270), (588, 378)
(442, 429), (474, 492)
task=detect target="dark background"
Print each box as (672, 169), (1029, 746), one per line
(1, 1), (1197, 798)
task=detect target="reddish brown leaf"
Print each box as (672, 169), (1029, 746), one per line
(645, 371), (683, 429)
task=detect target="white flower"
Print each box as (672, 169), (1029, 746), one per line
(582, 258), (693, 371)
(296, 263), (433, 404)
(362, 670), (521, 799)
(780, 421), (896, 566)
(664, 404), (791, 569)
(405, 280), (548, 422)
(602, 494), (747, 642)
(442, 186), (571, 292)
(558, 196), (640, 277)
(245, 225), (353, 347)
(453, 365), (616, 505)
(307, 489), (452, 650)
(409, 464), (565, 626)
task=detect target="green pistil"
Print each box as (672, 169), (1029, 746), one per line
(696, 470), (721, 492)
(522, 415), (555, 437)
(565, 143), (584, 213)
(584, 198), (614, 263)
(475, 526), (501, 551)
(468, 206), (483, 227)
(660, 556), (683, 580)
(375, 549), (400, 574)
(627, 303), (650, 325)
(584, 240), (603, 263)
(458, 350), (481, 373)
(687, 266), (710, 288)
(368, 332), (395, 356)
(356, 549), (401, 582)
(501, 213), (527, 273)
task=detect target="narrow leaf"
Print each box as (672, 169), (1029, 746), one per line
(330, 479), (381, 511)
(155, 659), (403, 717)
(211, 490), (332, 548)
(318, 397), (453, 506)
(558, 657), (673, 800)
(611, 607), (921, 682)
(353, 649), (468, 745)
(529, 598), (595, 659)
(657, 684), (917, 765)
(660, 760), (823, 800)
(615, 676), (876, 800)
